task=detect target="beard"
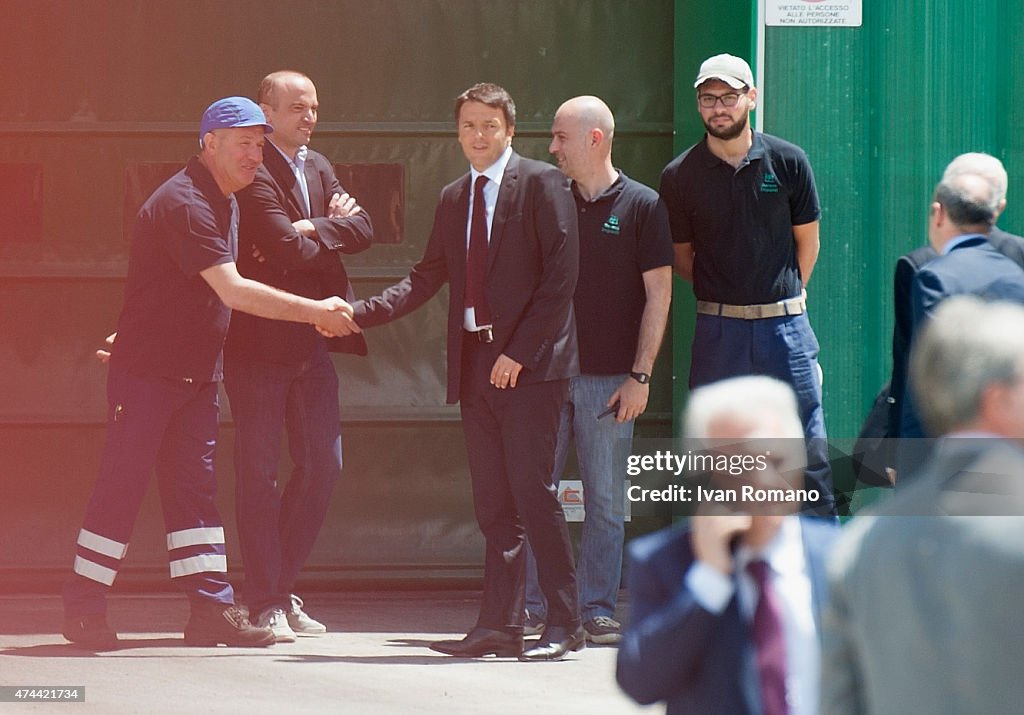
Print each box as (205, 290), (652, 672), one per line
(704, 111), (749, 141)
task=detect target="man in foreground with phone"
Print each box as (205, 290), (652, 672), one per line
(617, 375), (838, 714)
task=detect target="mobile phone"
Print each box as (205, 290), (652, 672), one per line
(597, 402), (620, 420)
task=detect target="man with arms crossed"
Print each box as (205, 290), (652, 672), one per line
(225, 70), (373, 641)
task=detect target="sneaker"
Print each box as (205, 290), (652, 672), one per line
(62, 614), (119, 650)
(523, 611), (546, 637)
(184, 603), (275, 647)
(256, 607), (297, 643)
(584, 616), (623, 645)
(287, 594), (326, 635)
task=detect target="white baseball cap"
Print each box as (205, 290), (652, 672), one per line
(694, 54), (754, 89)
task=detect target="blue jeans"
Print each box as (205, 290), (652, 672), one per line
(525, 374), (632, 621)
(223, 342), (342, 616)
(690, 312), (835, 515)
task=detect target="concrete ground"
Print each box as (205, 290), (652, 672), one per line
(0, 591), (652, 715)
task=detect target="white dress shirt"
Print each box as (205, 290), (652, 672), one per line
(685, 516), (819, 715)
(269, 140), (311, 217)
(463, 145), (512, 331)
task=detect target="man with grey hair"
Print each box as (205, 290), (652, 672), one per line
(822, 295), (1024, 715)
(942, 152), (1024, 264)
(897, 169), (1024, 440)
(618, 376), (838, 714)
(883, 153), (1024, 466)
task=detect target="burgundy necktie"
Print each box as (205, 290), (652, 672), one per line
(465, 174), (492, 326)
(747, 559), (789, 715)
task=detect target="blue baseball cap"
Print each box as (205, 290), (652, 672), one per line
(199, 96), (273, 144)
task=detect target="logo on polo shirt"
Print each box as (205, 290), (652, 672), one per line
(760, 173), (779, 193)
(602, 214), (621, 235)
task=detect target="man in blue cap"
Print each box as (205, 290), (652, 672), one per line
(62, 97), (360, 650)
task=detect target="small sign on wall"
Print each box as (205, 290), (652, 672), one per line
(557, 480), (632, 523)
(766, 0), (862, 27)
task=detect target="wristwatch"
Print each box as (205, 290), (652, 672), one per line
(629, 371), (651, 385)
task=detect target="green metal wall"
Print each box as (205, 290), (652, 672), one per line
(763, 0), (1024, 439)
(8, 0), (1013, 583)
(0, 1), (675, 586)
(671, 0), (1024, 446)
(669, 0), (755, 428)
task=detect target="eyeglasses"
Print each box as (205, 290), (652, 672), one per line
(698, 91), (747, 109)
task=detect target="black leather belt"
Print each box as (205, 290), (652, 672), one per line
(466, 327), (494, 344)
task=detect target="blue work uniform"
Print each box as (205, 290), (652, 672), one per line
(64, 156), (239, 616)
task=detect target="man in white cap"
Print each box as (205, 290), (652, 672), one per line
(659, 54), (834, 516)
(62, 96), (359, 650)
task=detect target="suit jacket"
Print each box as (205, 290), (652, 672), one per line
(616, 517), (838, 715)
(822, 438), (1024, 715)
(887, 227), (1024, 439)
(354, 151), (580, 404)
(225, 145), (372, 364)
(899, 236), (1024, 437)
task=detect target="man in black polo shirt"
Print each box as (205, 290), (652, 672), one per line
(660, 54), (834, 515)
(62, 97), (360, 650)
(521, 96), (672, 644)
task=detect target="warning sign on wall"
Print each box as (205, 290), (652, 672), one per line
(766, 0), (862, 27)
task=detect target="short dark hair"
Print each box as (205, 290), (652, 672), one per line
(934, 175), (998, 227)
(454, 83), (516, 128)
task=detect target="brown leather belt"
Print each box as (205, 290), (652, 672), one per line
(696, 296), (806, 320)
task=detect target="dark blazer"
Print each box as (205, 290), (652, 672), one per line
(354, 151), (579, 403)
(617, 517), (838, 715)
(899, 235), (1024, 437)
(889, 228), (1024, 438)
(226, 145), (372, 363)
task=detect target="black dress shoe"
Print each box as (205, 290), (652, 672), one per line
(518, 625), (585, 661)
(430, 627), (523, 657)
(63, 614), (120, 651)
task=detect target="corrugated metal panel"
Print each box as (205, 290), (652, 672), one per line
(670, 0), (755, 433)
(763, 0), (1019, 439)
(0, 1), (675, 582)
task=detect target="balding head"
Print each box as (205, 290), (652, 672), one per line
(555, 95), (615, 142)
(933, 172), (1000, 230)
(549, 95), (617, 196)
(257, 70), (314, 110)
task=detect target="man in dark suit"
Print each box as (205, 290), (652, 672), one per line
(897, 168), (1024, 443)
(887, 153), (1024, 451)
(353, 83), (582, 661)
(617, 376), (838, 714)
(224, 71), (372, 641)
(823, 296), (1024, 715)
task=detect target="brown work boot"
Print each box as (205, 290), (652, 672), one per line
(183, 602), (275, 647)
